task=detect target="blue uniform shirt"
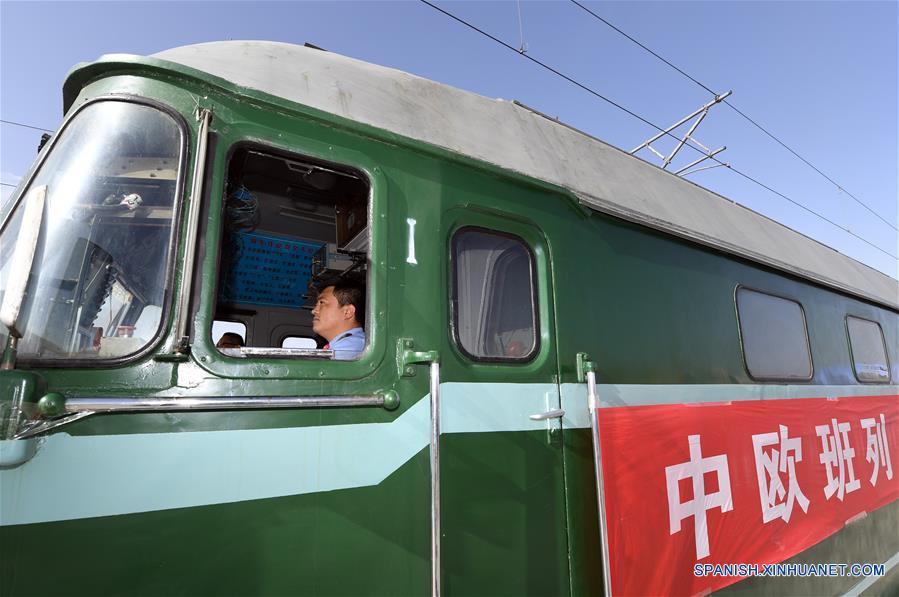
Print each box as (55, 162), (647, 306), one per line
(329, 327), (365, 360)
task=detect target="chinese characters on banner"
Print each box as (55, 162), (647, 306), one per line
(597, 395), (898, 596)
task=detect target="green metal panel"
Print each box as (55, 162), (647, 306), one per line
(439, 206), (569, 595)
(550, 214), (898, 387)
(442, 431), (569, 596)
(1, 448), (431, 596)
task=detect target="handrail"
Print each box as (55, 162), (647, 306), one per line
(587, 368), (613, 597)
(14, 393), (388, 440)
(64, 395), (383, 412)
(429, 361), (442, 597)
(397, 339), (441, 597)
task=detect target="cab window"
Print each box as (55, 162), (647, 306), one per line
(0, 100), (183, 362)
(213, 146), (368, 359)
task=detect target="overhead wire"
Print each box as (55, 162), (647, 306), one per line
(1, 120), (52, 192)
(417, 0), (898, 261)
(1, 119), (53, 133)
(568, 0), (898, 233)
(0, 14), (895, 259)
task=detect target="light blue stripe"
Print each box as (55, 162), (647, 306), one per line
(0, 382), (554, 526)
(1, 399), (431, 526)
(2, 382), (894, 525)
(441, 382), (558, 434)
(561, 383), (899, 429)
(560, 383), (590, 430)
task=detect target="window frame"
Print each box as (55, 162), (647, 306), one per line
(734, 285), (814, 382)
(450, 225), (540, 364)
(845, 315), (891, 384)
(0, 95), (189, 368)
(201, 139), (376, 372)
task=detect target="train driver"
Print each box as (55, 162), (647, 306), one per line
(312, 276), (365, 360)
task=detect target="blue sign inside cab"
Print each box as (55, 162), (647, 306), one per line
(219, 231), (323, 308)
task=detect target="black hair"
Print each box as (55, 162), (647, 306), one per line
(217, 332), (244, 347)
(322, 273), (365, 327)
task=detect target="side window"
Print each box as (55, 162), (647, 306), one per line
(452, 227), (537, 361)
(736, 287), (812, 380)
(846, 316), (891, 383)
(213, 146), (369, 360)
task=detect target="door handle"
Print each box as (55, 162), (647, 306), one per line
(529, 408), (565, 421)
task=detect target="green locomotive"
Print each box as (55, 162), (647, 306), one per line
(1, 42), (896, 596)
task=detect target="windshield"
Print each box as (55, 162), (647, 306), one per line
(0, 100), (183, 361)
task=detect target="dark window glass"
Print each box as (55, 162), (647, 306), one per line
(736, 288), (812, 380)
(453, 228), (537, 360)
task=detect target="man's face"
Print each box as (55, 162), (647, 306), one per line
(312, 286), (355, 341)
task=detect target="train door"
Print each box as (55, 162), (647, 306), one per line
(439, 208), (569, 595)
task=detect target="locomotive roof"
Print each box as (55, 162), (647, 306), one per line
(144, 41), (896, 309)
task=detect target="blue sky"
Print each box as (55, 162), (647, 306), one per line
(1, 0), (897, 279)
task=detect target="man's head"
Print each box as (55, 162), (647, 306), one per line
(216, 332), (244, 349)
(312, 277), (364, 342)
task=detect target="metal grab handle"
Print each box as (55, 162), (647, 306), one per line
(529, 408), (565, 421)
(429, 361), (441, 597)
(170, 107), (212, 352)
(587, 368), (613, 597)
(14, 393), (395, 440)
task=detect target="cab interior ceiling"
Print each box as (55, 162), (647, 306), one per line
(215, 148), (369, 343)
(235, 149), (366, 240)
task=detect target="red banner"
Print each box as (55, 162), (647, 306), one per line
(598, 394), (899, 596)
